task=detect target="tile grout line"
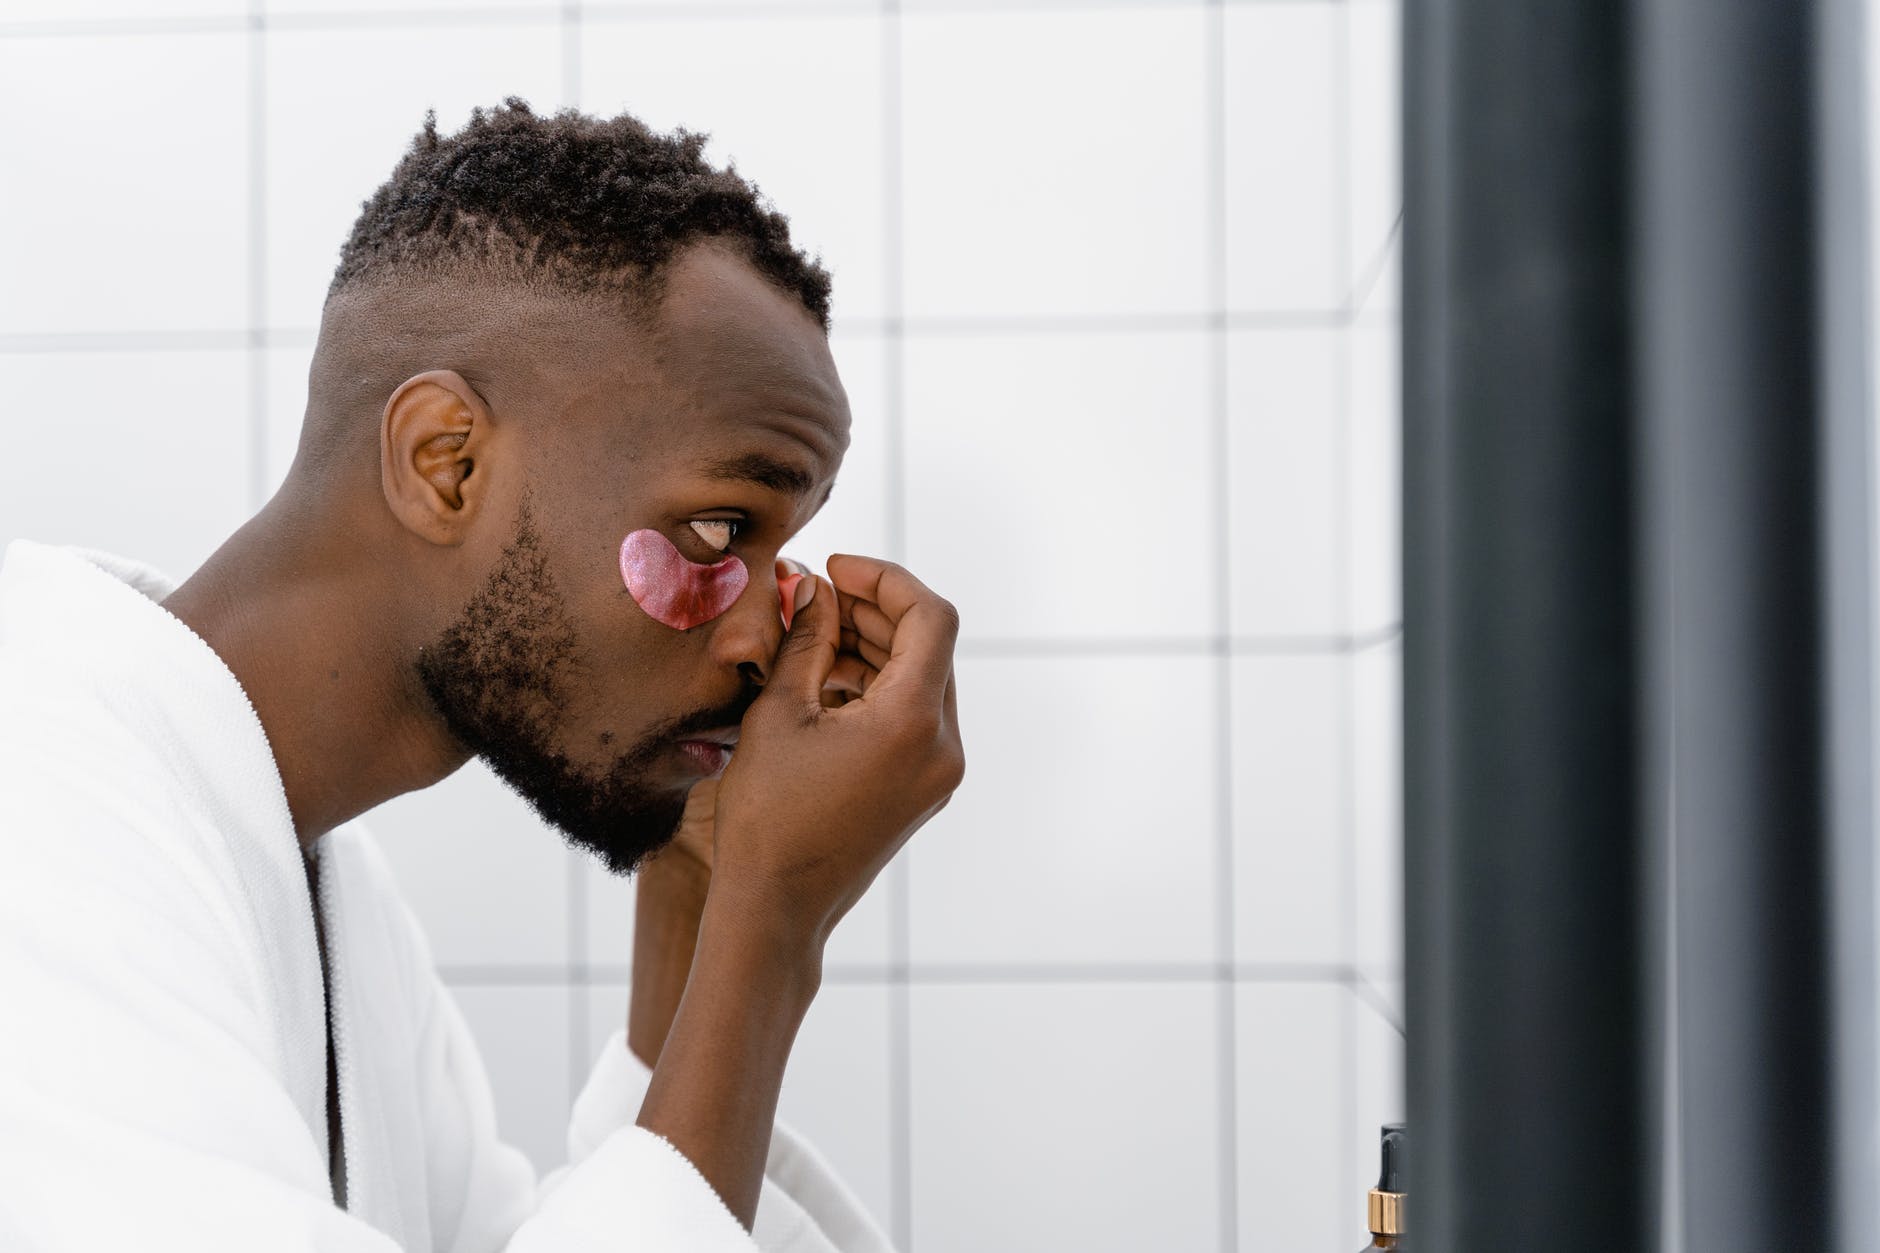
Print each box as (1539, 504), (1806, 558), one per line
(881, 4), (912, 1248)
(245, 0), (268, 513)
(1203, 3), (1238, 1251)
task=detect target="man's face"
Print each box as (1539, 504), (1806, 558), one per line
(414, 245), (850, 875)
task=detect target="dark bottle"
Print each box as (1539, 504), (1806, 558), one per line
(1359, 1122), (1406, 1250)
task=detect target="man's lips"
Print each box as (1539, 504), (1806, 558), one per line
(673, 728), (739, 775)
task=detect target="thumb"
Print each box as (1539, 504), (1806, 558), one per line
(766, 573), (837, 708)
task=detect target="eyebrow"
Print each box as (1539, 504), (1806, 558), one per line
(700, 451), (820, 497)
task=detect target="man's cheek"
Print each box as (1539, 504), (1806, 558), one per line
(619, 529), (748, 630)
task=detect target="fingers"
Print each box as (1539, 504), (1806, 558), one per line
(763, 573), (839, 708)
(839, 624), (891, 671)
(826, 554), (941, 627)
(826, 652), (876, 700)
(825, 554), (960, 695)
(837, 594), (897, 664)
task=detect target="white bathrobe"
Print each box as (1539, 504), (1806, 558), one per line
(0, 539), (896, 1253)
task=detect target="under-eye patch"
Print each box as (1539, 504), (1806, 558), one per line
(619, 529), (749, 630)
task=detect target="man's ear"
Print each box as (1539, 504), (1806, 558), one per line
(379, 369), (494, 546)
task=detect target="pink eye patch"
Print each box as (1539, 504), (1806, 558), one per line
(620, 529), (749, 630)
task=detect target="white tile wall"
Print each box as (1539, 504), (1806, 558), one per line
(900, 8), (1211, 318)
(578, 12), (887, 329)
(1228, 327), (1345, 636)
(1, 0), (245, 20)
(450, 983), (574, 1172)
(911, 655), (1219, 966)
(0, 5), (1405, 1251)
(903, 330), (1216, 642)
(910, 982), (1222, 1253)
(362, 759), (575, 968)
(262, 342), (317, 499)
(1347, 0), (1402, 300)
(1232, 654), (1347, 966)
(0, 350), (250, 580)
(1224, 2), (1343, 312)
(1353, 641), (1402, 976)
(1349, 317), (1401, 635)
(264, 20), (565, 328)
(581, 979), (896, 1234)
(0, 32), (248, 335)
(1236, 982), (1346, 1250)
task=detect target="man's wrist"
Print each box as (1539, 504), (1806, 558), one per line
(694, 880), (826, 1008)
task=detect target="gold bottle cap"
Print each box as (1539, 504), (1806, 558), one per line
(1368, 1189), (1405, 1236)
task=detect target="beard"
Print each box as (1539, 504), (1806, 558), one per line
(413, 500), (752, 877)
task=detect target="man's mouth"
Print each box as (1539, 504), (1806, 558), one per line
(673, 729), (738, 775)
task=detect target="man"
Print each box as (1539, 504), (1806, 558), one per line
(0, 99), (963, 1251)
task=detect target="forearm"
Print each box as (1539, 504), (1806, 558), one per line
(635, 891), (823, 1227)
(628, 850), (712, 1067)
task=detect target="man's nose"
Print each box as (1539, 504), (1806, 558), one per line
(709, 557), (803, 687)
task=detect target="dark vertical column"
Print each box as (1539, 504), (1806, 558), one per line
(1403, 2), (1650, 1248)
(1638, 1), (1873, 1247)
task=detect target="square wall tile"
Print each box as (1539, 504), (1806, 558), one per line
(783, 331), (893, 571)
(1227, 327), (1344, 637)
(579, 12), (887, 326)
(579, 855), (637, 971)
(777, 982), (894, 1235)
(1347, 0), (1402, 295)
(824, 856), (895, 970)
(1236, 982), (1346, 1251)
(910, 655), (1218, 966)
(361, 758), (575, 967)
(911, 982), (1221, 1253)
(1348, 318), (1400, 635)
(581, 980), (893, 1233)
(581, 843), (892, 977)
(1232, 655), (1347, 965)
(900, 8), (1210, 318)
(903, 331), (1215, 641)
(1352, 641), (1401, 973)
(1350, 988), (1406, 1248)
(264, 22), (564, 328)
(0, 33), (247, 334)
(0, 350), (251, 581)
(581, 983), (632, 1069)
(449, 983), (574, 1175)
(261, 342), (316, 503)
(1224, 2), (1343, 312)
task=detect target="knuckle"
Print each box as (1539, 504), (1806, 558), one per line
(929, 596), (962, 635)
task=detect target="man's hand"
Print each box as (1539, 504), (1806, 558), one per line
(708, 553), (966, 947)
(634, 555), (964, 1228)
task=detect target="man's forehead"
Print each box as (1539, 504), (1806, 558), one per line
(644, 244), (850, 458)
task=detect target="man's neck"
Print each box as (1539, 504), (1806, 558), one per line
(162, 498), (470, 849)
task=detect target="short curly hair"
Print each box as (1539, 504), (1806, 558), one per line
(329, 97), (832, 330)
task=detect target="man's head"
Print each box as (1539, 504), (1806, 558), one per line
(287, 99), (850, 875)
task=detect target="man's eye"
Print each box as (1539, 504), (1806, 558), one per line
(688, 519), (740, 553)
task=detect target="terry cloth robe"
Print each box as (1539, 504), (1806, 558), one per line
(0, 539), (897, 1253)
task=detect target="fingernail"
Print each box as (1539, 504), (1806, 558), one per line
(778, 573), (803, 630)
(794, 574), (817, 612)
